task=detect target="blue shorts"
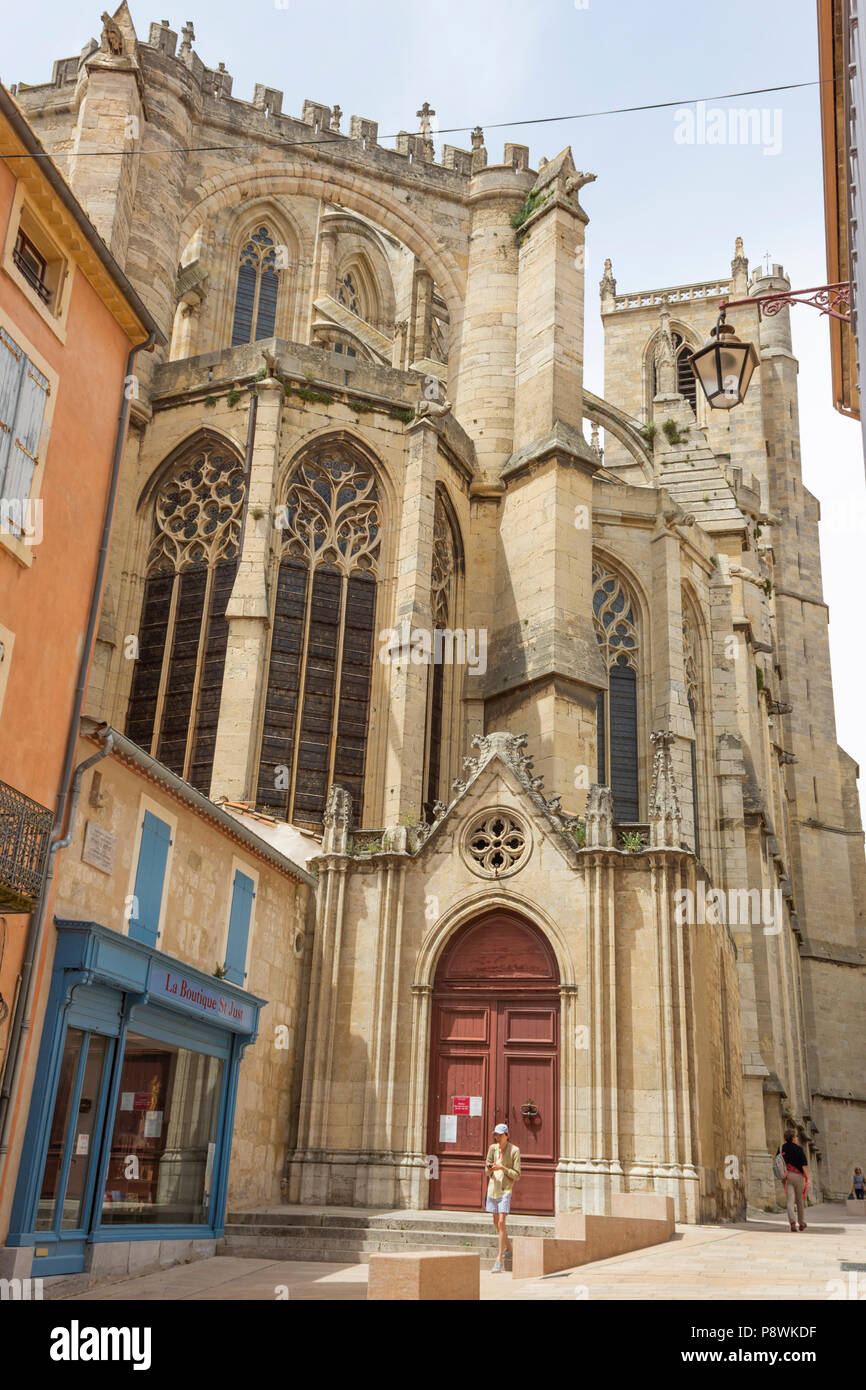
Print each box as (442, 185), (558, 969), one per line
(486, 1192), (511, 1214)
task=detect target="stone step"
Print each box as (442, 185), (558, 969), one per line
(221, 1207), (555, 1268)
(222, 1229), (504, 1269)
(225, 1208), (552, 1238)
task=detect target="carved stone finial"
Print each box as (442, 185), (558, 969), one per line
(590, 422), (603, 463)
(331, 103), (342, 132)
(180, 19), (195, 53)
(471, 125), (484, 150)
(585, 784), (614, 848)
(565, 170), (597, 196)
(653, 302), (677, 396)
(100, 11), (125, 55)
(649, 730), (683, 848)
(322, 785), (353, 854)
(599, 257), (617, 305)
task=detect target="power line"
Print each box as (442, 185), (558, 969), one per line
(0, 77), (824, 162)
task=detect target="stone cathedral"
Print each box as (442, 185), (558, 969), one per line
(13, 5), (865, 1222)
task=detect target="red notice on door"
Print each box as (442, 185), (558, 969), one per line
(452, 1096), (470, 1114)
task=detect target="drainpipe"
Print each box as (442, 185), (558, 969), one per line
(0, 330), (157, 1184)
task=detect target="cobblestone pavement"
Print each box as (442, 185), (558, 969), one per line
(52, 1203), (865, 1302)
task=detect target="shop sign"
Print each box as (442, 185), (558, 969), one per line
(149, 965), (254, 1032)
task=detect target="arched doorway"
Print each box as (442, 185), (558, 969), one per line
(426, 911), (560, 1215)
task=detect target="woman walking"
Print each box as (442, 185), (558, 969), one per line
(485, 1122), (521, 1272)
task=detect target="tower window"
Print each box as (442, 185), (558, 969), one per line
(126, 438), (246, 792)
(256, 446), (380, 827)
(231, 226), (280, 345)
(593, 562), (640, 822)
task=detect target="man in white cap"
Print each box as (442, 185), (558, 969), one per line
(485, 1122), (521, 1272)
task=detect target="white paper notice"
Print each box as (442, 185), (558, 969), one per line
(120, 1091), (135, 1112)
(144, 1110), (163, 1139)
(75, 1133), (89, 1156)
(469, 1096), (483, 1117)
(439, 1114), (457, 1143)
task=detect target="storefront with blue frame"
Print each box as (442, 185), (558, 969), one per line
(7, 920), (265, 1276)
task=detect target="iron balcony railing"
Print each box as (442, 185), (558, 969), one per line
(0, 780), (53, 911)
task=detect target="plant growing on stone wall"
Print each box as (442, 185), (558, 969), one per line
(762, 578), (773, 598)
(510, 188), (550, 237)
(297, 386), (335, 405)
(620, 830), (646, 853)
(398, 810), (420, 828)
(254, 366), (268, 381)
(226, 387), (242, 407)
(213, 963), (227, 979)
(639, 422), (657, 452)
(570, 821), (587, 848)
(250, 506), (264, 521)
(662, 419), (687, 446)
(755, 665), (764, 693)
(203, 395), (217, 408)
(388, 406), (415, 424)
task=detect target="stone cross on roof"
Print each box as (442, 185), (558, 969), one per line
(417, 101), (435, 136)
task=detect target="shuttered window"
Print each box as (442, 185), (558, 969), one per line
(608, 663), (639, 822)
(257, 446), (380, 828)
(0, 326), (49, 514)
(224, 868), (255, 984)
(129, 810), (172, 946)
(231, 226), (280, 346)
(593, 562), (641, 823)
(423, 487), (461, 818)
(125, 439), (246, 793)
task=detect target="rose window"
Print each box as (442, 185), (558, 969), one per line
(465, 813), (529, 878)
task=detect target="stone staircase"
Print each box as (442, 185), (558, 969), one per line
(220, 1205), (555, 1270)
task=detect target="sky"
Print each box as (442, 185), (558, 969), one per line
(4, 0), (866, 818)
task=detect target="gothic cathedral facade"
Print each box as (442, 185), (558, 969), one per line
(14, 5), (865, 1221)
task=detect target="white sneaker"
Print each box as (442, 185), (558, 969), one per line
(491, 1259), (503, 1273)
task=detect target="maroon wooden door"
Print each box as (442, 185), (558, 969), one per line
(427, 911), (560, 1215)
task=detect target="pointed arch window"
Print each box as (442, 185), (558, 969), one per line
(256, 444), (380, 827)
(423, 489), (462, 819)
(652, 330), (698, 412)
(126, 438), (246, 792)
(337, 272), (362, 317)
(682, 595), (702, 860)
(593, 562), (640, 822)
(231, 226), (279, 346)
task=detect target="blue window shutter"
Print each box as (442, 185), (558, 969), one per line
(224, 869), (255, 984)
(0, 327), (26, 491)
(129, 811), (172, 946)
(5, 359), (49, 502)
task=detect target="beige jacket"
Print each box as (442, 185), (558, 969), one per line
(486, 1141), (521, 1199)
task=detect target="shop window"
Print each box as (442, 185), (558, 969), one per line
(0, 325), (50, 515)
(101, 1032), (224, 1225)
(129, 810), (172, 946)
(224, 869), (255, 984)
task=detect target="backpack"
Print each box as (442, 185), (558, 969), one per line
(773, 1148), (788, 1182)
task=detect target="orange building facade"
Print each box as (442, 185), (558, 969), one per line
(0, 84), (159, 1251)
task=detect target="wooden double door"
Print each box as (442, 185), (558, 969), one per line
(426, 912), (560, 1215)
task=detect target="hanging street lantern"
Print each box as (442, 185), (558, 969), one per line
(690, 282), (851, 411)
(690, 315), (759, 410)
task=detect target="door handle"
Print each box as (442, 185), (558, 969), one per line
(521, 1100), (539, 1118)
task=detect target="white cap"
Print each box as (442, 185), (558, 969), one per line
(493, 1123), (509, 1134)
